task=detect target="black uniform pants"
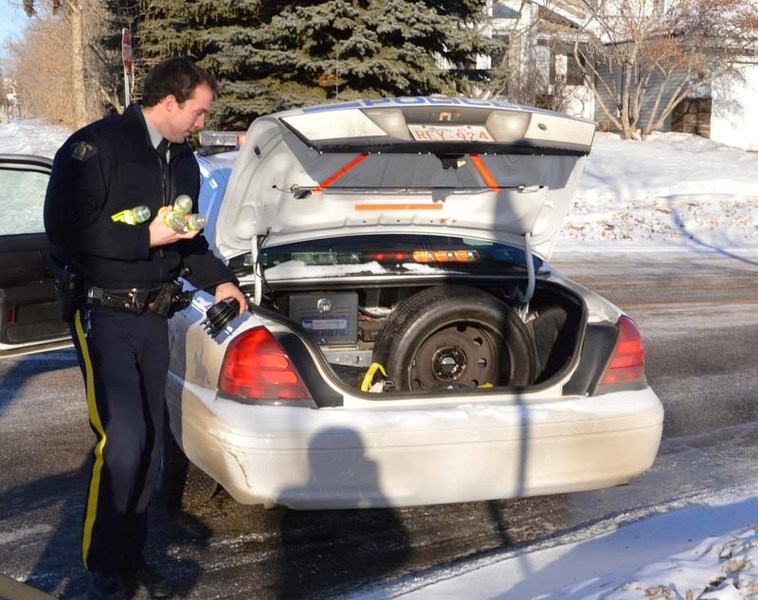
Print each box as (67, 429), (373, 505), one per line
(70, 304), (169, 575)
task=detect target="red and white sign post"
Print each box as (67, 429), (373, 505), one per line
(121, 28), (134, 106)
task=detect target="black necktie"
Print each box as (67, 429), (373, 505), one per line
(157, 138), (170, 161)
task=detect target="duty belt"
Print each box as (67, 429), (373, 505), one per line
(86, 281), (194, 317)
(86, 286), (160, 314)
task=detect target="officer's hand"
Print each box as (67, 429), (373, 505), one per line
(215, 281), (247, 315)
(148, 206), (201, 247)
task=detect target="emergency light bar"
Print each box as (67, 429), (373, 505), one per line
(199, 131), (246, 147)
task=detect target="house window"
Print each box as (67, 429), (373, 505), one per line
(493, 2), (520, 19)
(490, 34), (509, 70)
(565, 52), (585, 85)
(552, 43), (587, 86)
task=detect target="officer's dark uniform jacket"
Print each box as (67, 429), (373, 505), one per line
(45, 103), (234, 292)
(44, 102), (237, 580)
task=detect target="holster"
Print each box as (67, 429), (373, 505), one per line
(48, 252), (83, 321)
(146, 281), (195, 318)
(145, 282), (177, 317)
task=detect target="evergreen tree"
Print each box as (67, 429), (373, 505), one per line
(242, 0), (495, 123)
(133, 0), (494, 129)
(134, 0), (263, 128)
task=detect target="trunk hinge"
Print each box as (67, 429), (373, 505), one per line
(252, 234), (263, 306)
(516, 232), (535, 312)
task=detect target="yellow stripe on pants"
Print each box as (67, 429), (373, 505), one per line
(73, 308), (107, 571)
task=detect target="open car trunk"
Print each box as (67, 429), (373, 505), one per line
(229, 235), (587, 395)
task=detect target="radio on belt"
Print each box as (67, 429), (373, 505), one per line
(288, 292), (357, 345)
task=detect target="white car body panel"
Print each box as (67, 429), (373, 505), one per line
(166, 369), (662, 509)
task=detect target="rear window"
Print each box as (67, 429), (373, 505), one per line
(228, 234), (541, 280)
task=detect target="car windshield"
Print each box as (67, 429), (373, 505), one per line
(227, 234), (541, 280)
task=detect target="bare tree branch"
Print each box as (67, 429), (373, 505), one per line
(578, 0), (758, 139)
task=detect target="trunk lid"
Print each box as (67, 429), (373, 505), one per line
(213, 98), (595, 262)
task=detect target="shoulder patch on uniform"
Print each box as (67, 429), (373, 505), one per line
(70, 140), (98, 162)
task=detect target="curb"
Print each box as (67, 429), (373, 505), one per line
(0, 574), (55, 600)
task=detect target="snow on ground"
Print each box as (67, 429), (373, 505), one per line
(348, 489), (758, 600)
(1, 118), (757, 600)
(557, 131), (758, 253)
(0, 118), (70, 157)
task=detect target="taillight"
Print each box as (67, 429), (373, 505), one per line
(218, 326), (313, 403)
(596, 316), (647, 393)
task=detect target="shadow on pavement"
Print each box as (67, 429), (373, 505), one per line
(0, 457), (212, 599)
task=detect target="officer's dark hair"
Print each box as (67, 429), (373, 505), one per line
(142, 57), (218, 108)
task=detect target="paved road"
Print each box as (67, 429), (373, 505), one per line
(2, 247), (757, 599)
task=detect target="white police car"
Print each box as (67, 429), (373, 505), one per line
(163, 97), (664, 510)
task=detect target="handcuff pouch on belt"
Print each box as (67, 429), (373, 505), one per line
(146, 281), (195, 318)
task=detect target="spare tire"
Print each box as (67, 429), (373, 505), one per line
(372, 285), (537, 391)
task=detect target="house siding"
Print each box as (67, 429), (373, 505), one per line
(591, 57), (758, 149)
(592, 60), (682, 133)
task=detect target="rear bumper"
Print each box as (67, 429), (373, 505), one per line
(166, 379), (663, 509)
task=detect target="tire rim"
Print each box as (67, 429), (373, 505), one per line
(409, 324), (506, 390)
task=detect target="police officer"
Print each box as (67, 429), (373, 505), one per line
(44, 57), (246, 600)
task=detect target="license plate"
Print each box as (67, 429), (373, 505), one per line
(408, 124), (494, 142)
